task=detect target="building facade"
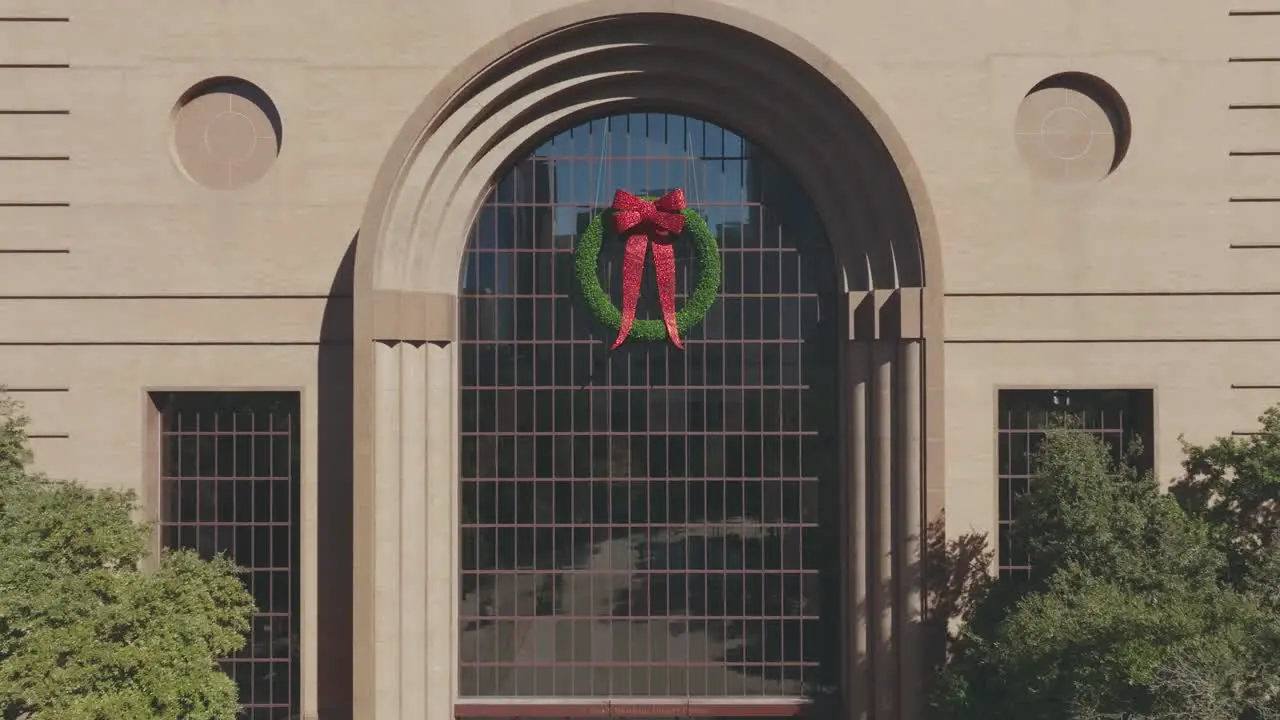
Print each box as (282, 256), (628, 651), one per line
(0, 1), (1273, 718)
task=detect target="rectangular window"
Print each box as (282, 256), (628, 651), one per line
(155, 391), (301, 719)
(996, 389), (1154, 579)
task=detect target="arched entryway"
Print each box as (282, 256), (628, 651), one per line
(351, 4), (943, 720)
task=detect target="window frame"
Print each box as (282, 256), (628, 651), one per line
(992, 386), (1157, 578)
(147, 388), (306, 718)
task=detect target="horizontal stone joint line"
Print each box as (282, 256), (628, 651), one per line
(947, 290), (1280, 297)
(0, 341), (344, 347)
(947, 338), (1280, 344)
(0, 293), (348, 299)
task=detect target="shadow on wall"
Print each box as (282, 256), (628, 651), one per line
(920, 517), (994, 668)
(317, 236), (355, 720)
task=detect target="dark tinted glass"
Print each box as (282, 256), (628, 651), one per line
(458, 114), (841, 702)
(158, 391), (301, 719)
(996, 389), (1154, 578)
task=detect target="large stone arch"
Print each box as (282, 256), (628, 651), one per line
(351, 3), (944, 719)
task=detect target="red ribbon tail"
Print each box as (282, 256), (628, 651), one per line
(612, 234), (649, 350)
(650, 241), (683, 349)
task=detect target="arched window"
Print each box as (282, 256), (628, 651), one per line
(458, 113), (841, 709)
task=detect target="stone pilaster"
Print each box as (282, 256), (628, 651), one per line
(897, 338), (924, 720)
(845, 290), (926, 720)
(843, 339), (870, 720)
(365, 339), (457, 720)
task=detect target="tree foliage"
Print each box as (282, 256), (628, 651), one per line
(0, 394), (256, 719)
(1174, 406), (1280, 605)
(932, 413), (1280, 720)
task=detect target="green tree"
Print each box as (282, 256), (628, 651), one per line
(1173, 406), (1280, 605)
(0, 394), (256, 719)
(932, 417), (1280, 720)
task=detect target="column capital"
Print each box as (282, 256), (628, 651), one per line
(847, 289), (923, 341)
(370, 289), (456, 343)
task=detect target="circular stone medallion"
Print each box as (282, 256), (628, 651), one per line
(171, 78), (282, 190)
(1015, 73), (1130, 183)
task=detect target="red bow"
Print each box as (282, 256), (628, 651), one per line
(610, 189), (688, 349)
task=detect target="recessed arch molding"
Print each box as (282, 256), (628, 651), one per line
(351, 3), (945, 720)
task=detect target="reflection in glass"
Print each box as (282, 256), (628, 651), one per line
(459, 114), (841, 701)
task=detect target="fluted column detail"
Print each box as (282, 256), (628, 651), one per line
(844, 340), (871, 720)
(372, 342), (404, 719)
(871, 340), (897, 720)
(423, 341), (458, 717)
(846, 290), (927, 720)
(365, 340), (457, 720)
(897, 339), (924, 720)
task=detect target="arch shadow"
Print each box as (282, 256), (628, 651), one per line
(317, 236), (355, 719)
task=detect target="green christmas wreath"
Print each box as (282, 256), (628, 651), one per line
(573, 196), (722, 346)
